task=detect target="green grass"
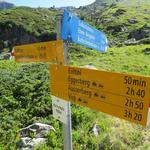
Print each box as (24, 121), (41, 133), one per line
(0, 44), (150, 149)
(69, 44), (150, 75)
(0, 60), (20, 70)
(68, 44), (150, 150)
(87, 0), (150, 46)
(0, 7), (57, 42)
(0, 7), (57, 31)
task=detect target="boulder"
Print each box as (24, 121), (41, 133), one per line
(124, 38), (140, 45)
(18, 123), (56, 150)
(128, 18), (138, 24)
(83, 64), (97, 70)
(129, 24), (150, 40)
(21, 123), (56, 138)
(102, 18), (112, 24)
(92, 123), (100, 137)
(112, 9), (126, 17)
(18, 137), (33, 150)
(143, 48), (150, 55)
(107, 24), (128, 33)
(19, 138), (46, 150)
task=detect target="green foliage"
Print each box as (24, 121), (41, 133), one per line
(0, 7), (57, 43)
(79, 0), (150, 46)
(1, 44), (150, 149)
(69, 44), (150, 75)
(0, 60), (20, 70)
(102, 2), (150, 45)
(0, 62), (53, 149)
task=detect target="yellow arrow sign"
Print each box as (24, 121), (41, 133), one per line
(50, 64), (150, 126)
(14, 40), (64, 63)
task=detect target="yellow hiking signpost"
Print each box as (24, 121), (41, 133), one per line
(14, 40), (64, 63)
(50, 64), (150, 126)
(12, 9), (150, 150)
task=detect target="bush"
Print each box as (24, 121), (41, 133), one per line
(0, 62), (53, 149)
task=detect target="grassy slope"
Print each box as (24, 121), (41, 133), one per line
(1, 45), (150, 150)
(35, 44), (150, 150)
(69, 44), (150, 75)
(68, 44), (150, 149)
(80, 0), (150, 46)
(0, 7), (57, 41)
(0, 7), (57, 33)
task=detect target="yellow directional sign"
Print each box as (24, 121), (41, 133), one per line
(14, 40), (64, 63)
(50, 64), (150, 126)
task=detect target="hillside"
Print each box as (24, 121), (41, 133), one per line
(78, 0), (150, 46)
(0, 44), (150, 149)
(0, 7), (57, 49)
(0, 0), (149, 49)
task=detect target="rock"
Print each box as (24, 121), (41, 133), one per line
(120, 26), (128, 32)
(32, 138), (46, 146)
(143, 48), (150, 55)
(44, 15), (49, 18)
(19, 137), (46, 150)
(18, 137), (33, 150)
(107, 24), (128, 33)
(112, 9), (126, 17)
(83, 64), (97, 70)
(18, 123), (56, 150)
(124, 38), (140, 45)
(3, 53), (11, 60)
(128, 18), (138, 24)
(21, 123), (56, 138)
(102, 18), (112, 24)
(92, 124), (100, 137)
(129, 24), (150, 40)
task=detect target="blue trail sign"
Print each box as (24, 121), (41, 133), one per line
(61, 10), (108, 52)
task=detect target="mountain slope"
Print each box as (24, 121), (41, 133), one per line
(0, 7), (57, 49)
(0, 1), (14, 10)
(78, 0), (150, 46)
(0, 0), (150, 49)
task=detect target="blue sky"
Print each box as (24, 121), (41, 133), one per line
(7, 0), (95, 8)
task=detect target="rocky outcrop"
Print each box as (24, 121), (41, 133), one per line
(0, 7), (57, 49)
(128, 18), (138, 24)
(83, 64), (97, 70)
(92, 123), (100, 137)
(107, 24), (128, 33)
(0, 21), (39, 47)
(143, 48), (150, 55)
(124, 38), (140, 45)
(129, 24), (150, 40)
(18, 123), (56, 150)
(112, 9), (126, 17)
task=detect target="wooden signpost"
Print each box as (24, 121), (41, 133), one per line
(14, 40), (64, 63)
(50, 64), (150, 126)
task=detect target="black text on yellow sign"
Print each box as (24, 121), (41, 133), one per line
(50, 64), (150, 126)
(14, 40), (64, 63)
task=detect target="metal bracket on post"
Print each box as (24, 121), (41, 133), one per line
(55, 13), (72, 150)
